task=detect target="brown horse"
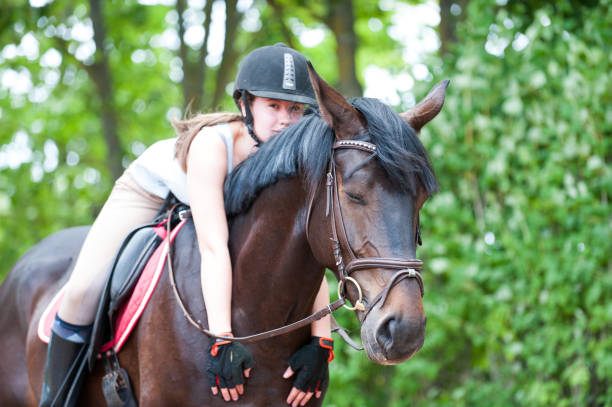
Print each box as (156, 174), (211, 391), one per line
(0, 66), (448, 406)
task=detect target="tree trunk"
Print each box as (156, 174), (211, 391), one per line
(198, 0), (214, 108)
(88, 0), (123, 180)
(327, 0), (362, 97)
(177, 0), (196, 112)
(210, 0), (242, 110)
(439, 0), (468, 56)
(177, 0), (214, 113)
(266, 0), (297, 48)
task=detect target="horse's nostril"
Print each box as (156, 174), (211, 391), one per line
(375, 316), (397, 351)
(374, 314), (426, 361)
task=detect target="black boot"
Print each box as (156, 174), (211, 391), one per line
(39, 330), (88, 407)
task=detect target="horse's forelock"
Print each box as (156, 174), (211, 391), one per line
(224, 99), (437, 217)
(351, 98), (438, 197)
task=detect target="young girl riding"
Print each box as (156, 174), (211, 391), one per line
(40, 43), (333, 407)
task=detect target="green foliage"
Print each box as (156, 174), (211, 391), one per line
(1, 0), (610, 405)
(0, 0), (179, 273)
(327, 1), (611, 406)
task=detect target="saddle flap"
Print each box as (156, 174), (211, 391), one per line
(109, 226), (164, 315)
(87, 221), (166, 370)
(85, 216), (188, 370)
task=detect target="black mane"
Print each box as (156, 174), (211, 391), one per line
(224, 98), (438, 217)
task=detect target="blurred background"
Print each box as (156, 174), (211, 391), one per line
(1, 0), (610, 405)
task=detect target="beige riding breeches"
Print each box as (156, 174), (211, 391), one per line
(58, 168), (165, 325)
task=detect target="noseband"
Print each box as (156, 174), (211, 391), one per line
(306, 140), (425, 323)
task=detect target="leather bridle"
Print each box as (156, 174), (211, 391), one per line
(168, 139), (425, 343)
(305, 140), (425, 324)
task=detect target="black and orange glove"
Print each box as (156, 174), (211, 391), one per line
(288, 336), (334, 393)
(206, 337), (255, 390)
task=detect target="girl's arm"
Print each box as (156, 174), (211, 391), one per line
(310, 276), (332, 338)
(186, 131), (254, 403)
(186, 133), (233, 334)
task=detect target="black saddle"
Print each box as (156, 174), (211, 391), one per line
(86, 195), (188, 370)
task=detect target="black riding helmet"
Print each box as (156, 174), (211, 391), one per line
(233, 43), (317, 146)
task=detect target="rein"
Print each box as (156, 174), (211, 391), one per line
(167, 139), (425, 344)
(166, 207), (345, 343)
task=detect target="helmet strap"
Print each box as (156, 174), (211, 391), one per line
(241, 91), (262, 147)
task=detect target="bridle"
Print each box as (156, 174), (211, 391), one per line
(305, 139), (425, 324)
(168, 139), (425, 343)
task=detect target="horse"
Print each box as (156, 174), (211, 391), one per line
(0, 65), (448, 406)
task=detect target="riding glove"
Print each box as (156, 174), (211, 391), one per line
(206, 337), (255, 389)
(288, 336), (334, 393)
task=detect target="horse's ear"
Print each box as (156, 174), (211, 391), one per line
(400, 79), (450, 133)
(307, 61), (366, 139)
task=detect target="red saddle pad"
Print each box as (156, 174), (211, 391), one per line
(38, 219), (187, 354)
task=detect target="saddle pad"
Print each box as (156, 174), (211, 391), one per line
(38, 219), (187, 354)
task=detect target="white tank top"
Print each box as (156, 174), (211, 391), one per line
(129, 123), (234, 205)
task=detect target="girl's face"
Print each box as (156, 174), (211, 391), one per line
(245, 97), (304, 143)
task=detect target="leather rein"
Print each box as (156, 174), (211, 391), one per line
(167, 139), (425, 344)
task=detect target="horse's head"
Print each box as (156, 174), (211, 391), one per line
(306, 63), (448, 365)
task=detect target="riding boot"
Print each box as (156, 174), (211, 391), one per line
(39, 317), (91, 407)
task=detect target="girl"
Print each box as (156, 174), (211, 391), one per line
(40, 44), (333, 407)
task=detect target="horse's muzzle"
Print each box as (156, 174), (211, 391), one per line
(361, 309), (426, 365)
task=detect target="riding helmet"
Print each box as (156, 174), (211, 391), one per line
(233, 43), (317, 106)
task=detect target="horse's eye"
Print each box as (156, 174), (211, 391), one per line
(345, 191), (366, 205)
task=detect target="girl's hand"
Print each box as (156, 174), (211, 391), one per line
(206, 337), (255, 402)
(283, 337), (334, 406)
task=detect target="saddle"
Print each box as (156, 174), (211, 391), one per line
(87, 199), (190, 369)
(87, 198), (189, 406)
(37, 195), (190, 406)
(86, 219), (163, 367)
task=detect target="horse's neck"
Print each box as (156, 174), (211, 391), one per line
(228, 178), (324, 333)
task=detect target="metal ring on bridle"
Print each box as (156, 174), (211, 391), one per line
(337, 277), (366, 311)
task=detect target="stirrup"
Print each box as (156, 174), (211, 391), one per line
(101, 350), (137, 407)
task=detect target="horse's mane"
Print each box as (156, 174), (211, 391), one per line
(224, 98), (438, 217)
